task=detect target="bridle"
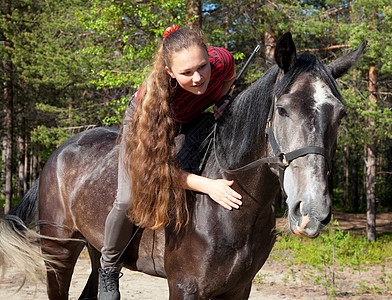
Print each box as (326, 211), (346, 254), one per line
(213, 95), (331, 198)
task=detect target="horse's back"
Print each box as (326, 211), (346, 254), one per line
(38, 127), (120, 246)
(38, 127), (164, 273)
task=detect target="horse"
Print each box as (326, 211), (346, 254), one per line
(1, 33), (366, 299)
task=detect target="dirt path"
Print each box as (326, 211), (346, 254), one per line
(1, 213), (391, 299)
(2, 253), (391, 300)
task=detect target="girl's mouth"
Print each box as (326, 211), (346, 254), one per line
(193, 82), (204, 88)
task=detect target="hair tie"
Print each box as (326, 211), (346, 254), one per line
(163, 25), (180, 40)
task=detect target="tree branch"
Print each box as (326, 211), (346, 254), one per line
(326, 3), (352, 16)
(65, 125), (97, 131)
(298, 44), (350, 53)
(111, 70), (133, 74)
(377, 171), (392, 175)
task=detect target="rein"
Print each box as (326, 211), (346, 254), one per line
(213, 96), (331, 198)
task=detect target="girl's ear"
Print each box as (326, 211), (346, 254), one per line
(165, 66), (175, 78)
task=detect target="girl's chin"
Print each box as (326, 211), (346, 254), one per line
(191, 84), (207, 95)
(194, 90), (206, 95)
(180, 82), (209, 95)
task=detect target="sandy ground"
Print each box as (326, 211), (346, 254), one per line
(2, 254), (391, 300)
(1, 213), (392, 299)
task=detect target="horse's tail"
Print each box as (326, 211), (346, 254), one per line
(9, 178), (39, 228)
(0, 179), (59, 283)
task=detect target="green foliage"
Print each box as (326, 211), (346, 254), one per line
(77, 0), (189, 84)
(271, 218), (392, 296)
(0, 195), (22, 210)
(7, 0), (91, 90)
(31, 125), (73, 163)
(274, 219), (392, 267)
(1, 0), (108, 168)
(342, 0), (392, 139)
(102, 96), (130, 126)
(76, 0), (188, 124)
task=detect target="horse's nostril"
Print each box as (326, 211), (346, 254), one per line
(321, 208), (332, 226)
(294, 201), (302, 217)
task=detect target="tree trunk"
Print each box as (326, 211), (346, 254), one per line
(187, 0), (202, 29)
(1, 139), (6, 200)
(365, 143), (377, 241)
(365, 65), (377, 242)
(343, 144), (350, 208)
(30, 143), (39, 185)
(2, 51), (14, 214)
(17, 132), (26, 199)
(264, 31), (275, 67)
(24, 137), (29, 194)
(224, 13), (229, 49)
(351, 156), (359, 211)
(386, 140), (392, 210)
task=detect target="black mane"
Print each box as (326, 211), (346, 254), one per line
(216, 53), (342, 169)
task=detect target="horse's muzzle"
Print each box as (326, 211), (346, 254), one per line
(290, 202), (332, 239)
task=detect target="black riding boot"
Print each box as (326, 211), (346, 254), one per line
(98, 268), (123, 300)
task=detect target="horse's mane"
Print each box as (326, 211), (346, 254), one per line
(216, 53), (342, 169)
(215, 65), (279, 169)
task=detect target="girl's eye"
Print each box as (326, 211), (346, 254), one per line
(199, 64), (207, 70)
(277, 107), (289, 117)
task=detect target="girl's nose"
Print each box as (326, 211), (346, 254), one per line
(193, 71), (202, 83)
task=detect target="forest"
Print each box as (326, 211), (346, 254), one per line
(1, 0), (391, 242)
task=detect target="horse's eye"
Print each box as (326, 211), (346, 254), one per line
(277, 107), (288, 117)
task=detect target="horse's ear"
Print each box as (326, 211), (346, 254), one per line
(275, 32), (297, 73)
(327, 41), (368, 79)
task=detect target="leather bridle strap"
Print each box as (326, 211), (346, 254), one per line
(267, 125), (330, 198)
(276, 147), (330, 199)
(214, 125), (329, 175)
(213, 123), (281, 174)
(213, 122), (331, 199)
(213, 91), (331, 198)
(267, 126), (330, 170)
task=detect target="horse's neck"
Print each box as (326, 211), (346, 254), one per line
(218, 90), (272, 167)
(210, 75), (280, 208)
(222, 67), (278, 144)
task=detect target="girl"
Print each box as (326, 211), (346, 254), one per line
(99, 26), (242, 300)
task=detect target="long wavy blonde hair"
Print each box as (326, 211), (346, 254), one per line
(123, 28), (208, 230)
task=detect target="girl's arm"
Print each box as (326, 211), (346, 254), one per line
(220, 69), (237, 97)
(214, 70), (236, 119)
(179, 169), (242, 210)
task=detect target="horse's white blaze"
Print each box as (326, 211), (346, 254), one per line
(284, 156), (319, 201)
(283, 79), (333, 217)
(313, 79), (337, 110)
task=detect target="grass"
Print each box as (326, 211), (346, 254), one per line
(272, 219), (392, 267)
(264, 218), (392, 298)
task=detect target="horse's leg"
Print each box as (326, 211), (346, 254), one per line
(167, 278), (201, 300)
(42, 240), (85, 300)
(79, 244), (101, 300)
(212, 282), (252, 300)
(168, 280), (252, 300)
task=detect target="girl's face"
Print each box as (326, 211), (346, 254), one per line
(166, 45), (211, 95)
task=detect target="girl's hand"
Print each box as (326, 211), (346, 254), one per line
(178, 170), (242, 210)
(206, 179), (242, 210)
(213, 99), (230, 119)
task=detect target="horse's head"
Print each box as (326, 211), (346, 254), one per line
(269, 33), (367, 238)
